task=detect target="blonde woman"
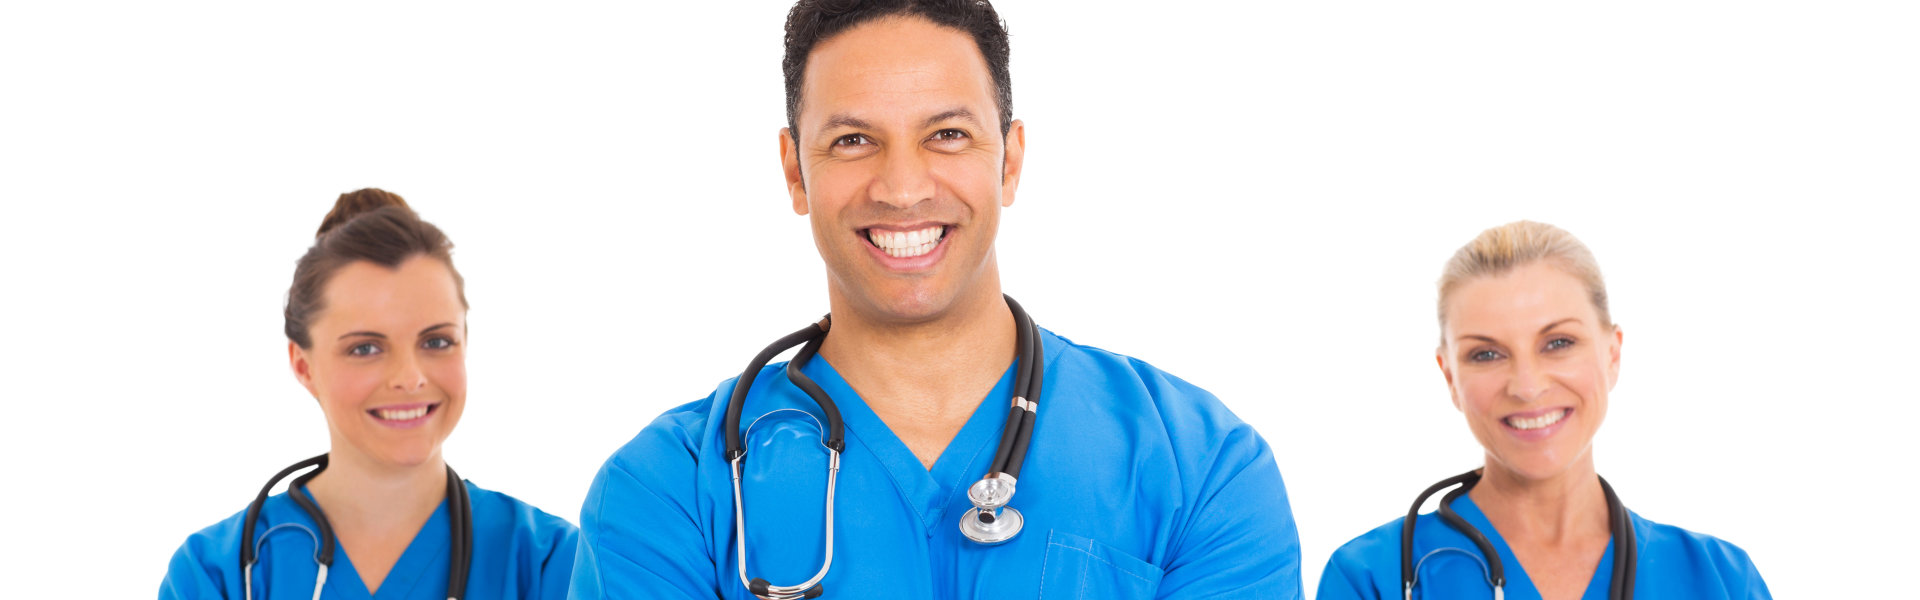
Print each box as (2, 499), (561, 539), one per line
(1316, 221), (1769, 599)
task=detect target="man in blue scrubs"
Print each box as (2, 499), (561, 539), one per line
(567, 2), (1302, 598)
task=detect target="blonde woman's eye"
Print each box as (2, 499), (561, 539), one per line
(1470, 349), (1503, 362)
(1545, 338), (1575, 351)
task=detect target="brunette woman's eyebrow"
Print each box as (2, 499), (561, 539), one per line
(338, 331), (385, 340)
(419, 323), (455, 336)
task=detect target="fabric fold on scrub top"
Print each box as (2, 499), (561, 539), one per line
(1316, 493), (1772, 599)
(567, 328), (1304, 600)
(161, 480), (578, 600)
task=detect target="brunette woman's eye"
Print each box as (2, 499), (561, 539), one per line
(423, 337), (456, 350)
(348, 342), (382, 357)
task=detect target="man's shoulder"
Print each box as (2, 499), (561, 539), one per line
(1045, 329), (1218, 400)
(599, 386), (728, 474)
(1044, 328), (1249, 438)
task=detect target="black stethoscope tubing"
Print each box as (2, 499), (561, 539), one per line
(1401, 469), (1635, 600)
(242, 453), (473, 600)
(723, 294), (1042, 469)
(723, 295), (1044, 599)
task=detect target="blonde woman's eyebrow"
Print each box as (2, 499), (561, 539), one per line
(1538, 318), (1581, 335)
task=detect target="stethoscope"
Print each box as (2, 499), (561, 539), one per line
(1401, 470), (1636, 600)
(723, 295), (1045, 600)
(241, 454), (474, 600)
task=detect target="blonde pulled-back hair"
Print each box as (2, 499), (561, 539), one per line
(1438, 221), (1611, 339)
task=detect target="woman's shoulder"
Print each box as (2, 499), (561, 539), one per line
(1315, 516), (1412, 599)
(1327, 514), (1414, 570)
(463, 480), (580, 542)
(160, 492), (307, 598)
(1629, 511), (1764, 572)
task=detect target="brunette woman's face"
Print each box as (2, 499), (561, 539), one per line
(289, 256), (466, 469)
(1438, 262), (1621, 482)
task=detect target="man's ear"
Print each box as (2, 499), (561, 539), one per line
(999, 119), (1025, 208)
(781, 128), (808, 215)
(289, 341), (319, 398)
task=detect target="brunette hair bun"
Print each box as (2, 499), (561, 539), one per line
(317, 188), (412, 237)
(284, 188), (467, 348)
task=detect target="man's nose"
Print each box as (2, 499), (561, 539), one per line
(871, 147), (935, 209)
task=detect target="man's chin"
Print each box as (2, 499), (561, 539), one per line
(838, 282), (964, 325)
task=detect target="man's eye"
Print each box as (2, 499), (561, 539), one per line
(348, 343), (381, 357)
(834, 134), (871, 146)
(423, 337), (456, 350)
(931, 129), (968, 141)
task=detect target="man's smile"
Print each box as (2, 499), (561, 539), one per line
(863, 224), (949, 259)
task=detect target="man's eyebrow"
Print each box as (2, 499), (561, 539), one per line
(922, 107), (979, 129)
(821, 113), (873, 132)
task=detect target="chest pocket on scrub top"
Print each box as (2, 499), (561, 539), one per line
(1037, 530), (1163, 599)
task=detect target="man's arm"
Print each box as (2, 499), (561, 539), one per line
(1155, 419), (1304, 599)
(567, 411), (719, 599)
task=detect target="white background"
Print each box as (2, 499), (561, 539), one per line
(2, 1), (1914, 597)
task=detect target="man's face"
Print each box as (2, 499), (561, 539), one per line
(781, 16), (1025, 324)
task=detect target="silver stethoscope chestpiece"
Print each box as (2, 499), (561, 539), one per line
(960, 505), (1023, 545)
(959, 475), (1023, 544)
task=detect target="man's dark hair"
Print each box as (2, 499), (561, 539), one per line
(783, 0), (1012, 141)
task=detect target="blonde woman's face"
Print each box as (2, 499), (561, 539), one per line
(1438, 262), (1621, 482)
(289, 256), (467, 469)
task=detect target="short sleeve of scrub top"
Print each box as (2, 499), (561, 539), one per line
(567, 328), (1303, 600)
(1315, 494), (1771, 600)
(161, 480), (579, 600)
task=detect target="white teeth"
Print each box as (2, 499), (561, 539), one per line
(1506, 409), (1568, 431)
(375, 406), (430, 421)
(867, 226), (945, 258)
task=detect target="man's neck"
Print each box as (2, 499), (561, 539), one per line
(817, 283), (1019, 469)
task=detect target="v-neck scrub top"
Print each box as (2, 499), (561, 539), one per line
(566, 328), (1303, 599)
(161, 480), (578, 599)
(1316, 494), (1771, 599)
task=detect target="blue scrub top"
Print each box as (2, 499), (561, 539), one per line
(568, 328), (1302, 599)
(1316, 493), (1770, 599)
(162, 479), (578, 600)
